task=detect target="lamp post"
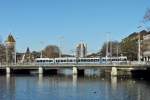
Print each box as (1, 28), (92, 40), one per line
(137, 26), (142, 64)
(116, 43), (119, 64)
(138, 33), (141, 64)
(40, 41), (44, 58)
(58, 36), (64, 58)
(106, 32), (111, 64)
(14, 37), (20, 65)
(106, 33), (109, 64)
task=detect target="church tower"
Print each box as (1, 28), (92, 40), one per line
(24, 47), (33, 63)
(5, 34), (16, 64)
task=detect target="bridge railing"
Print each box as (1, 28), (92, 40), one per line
(0, 61), (150, 67)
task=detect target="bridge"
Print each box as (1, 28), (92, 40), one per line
(0, 63), (150, 76)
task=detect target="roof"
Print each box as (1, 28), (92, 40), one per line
(26, 47), (30, 53)
(5, 34), (16, 42)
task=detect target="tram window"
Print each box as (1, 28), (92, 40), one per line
(94, 59), (97, 62)
(123, 59), (127, 61)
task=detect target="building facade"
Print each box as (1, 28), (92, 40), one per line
(76, 43), (87, 58)
(23, 47), (34, 63)
(143, 34), (150, 61)
(5, 34), (16, 64)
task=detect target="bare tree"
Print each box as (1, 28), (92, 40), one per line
(144, 8), (150, 22)
(100, 41), (121, 57)
(43, 45), (60, 58)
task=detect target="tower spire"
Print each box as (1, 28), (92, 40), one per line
(5, 33), (16, 43)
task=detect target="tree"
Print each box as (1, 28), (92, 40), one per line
(100, 41), (121, 57)
(119, 31), (149, 61)
(144, 8), (150, 22)
(120, 38), (138, 61)
(43, 45), (60, 58)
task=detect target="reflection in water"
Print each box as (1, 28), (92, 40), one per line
(105, 81), (109, 100)
(38, 74), (43, 87)
(84, 69), (101, 76)
(5, 75), (16, 100)
(0, 75), (149, 100)
(6, 74), (10, 88)
(111, 76), (117, 90)
(137, 87), (141, 100)
(72, 74), (77, 87)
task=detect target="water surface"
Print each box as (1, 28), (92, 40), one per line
(0, 75), (150, 100)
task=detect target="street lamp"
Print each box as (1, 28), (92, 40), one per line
(137, 26), (142, 64)
(40, 41), (44, 58)
(105, 33), (109, 64)
(58, 36), (64, 58)
(106, 32), (112, 64)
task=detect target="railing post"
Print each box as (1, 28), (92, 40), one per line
(72, 74), (77, 87)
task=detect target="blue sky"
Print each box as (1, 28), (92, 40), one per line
(0, 0), (150, 54)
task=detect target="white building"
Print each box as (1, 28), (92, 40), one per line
(76, 43), (87, 58)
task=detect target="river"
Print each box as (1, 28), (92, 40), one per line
(0, 74), (150, 100)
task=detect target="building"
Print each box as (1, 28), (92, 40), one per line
(18, 47), (35, 63)
(5, 34), (16, 64)
(143, 34), (150, 61)
(76, 43), (87, 58)
(0, 43), (6, 64)
(23, 47), (34, 63)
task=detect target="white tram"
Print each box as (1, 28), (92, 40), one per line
(35, 56), (127, 65)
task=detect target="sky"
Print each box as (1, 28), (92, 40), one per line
(0, 0), (150, 54)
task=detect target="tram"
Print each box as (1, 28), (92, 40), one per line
(35, 56), (127, 65)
